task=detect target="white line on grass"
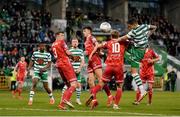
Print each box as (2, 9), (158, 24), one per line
(0, 107), (164, 116)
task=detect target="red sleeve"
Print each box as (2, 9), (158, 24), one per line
(62, 40), (68, 51)
(151, 50), (159, 59)
(92, 36), (97, 44)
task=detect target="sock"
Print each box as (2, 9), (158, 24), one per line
(62, 85), (68, 96)
(60, 89), (68, 105)
(136, 89), (141, 101)
(91, 85), (102, 99)
(114, 88), (122, 105)
(103, 84), (111, 97)
(29, 91), (34, 101)
(64, 86), (76, 101)
(148, 88), (153, 104)
(18, 88), (22, 96)
(76, 87), (81, 100)
(132, 74), (145, 94)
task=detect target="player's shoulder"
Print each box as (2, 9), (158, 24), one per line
(44, 51), (51, 55)
(33, 51), (39, 55)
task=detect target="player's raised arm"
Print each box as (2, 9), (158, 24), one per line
(89, 43), (104, 61)
(116, 35), (129, 42)
(147, 25), (157, 37)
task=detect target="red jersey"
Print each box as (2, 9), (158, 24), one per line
(16, 61), (27, 75)
(51, 39), (70, 67)
(140, 49), (159, 76)
(103, 39), (127, 66)
(84, 35), (97, 56)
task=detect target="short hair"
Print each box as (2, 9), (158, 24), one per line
(111, 30), (119, 38)
(127, 17), (138, 25)
(83, 26), (92, 32)
(71, 37), (79, 41)
(55, 31), (64, 36)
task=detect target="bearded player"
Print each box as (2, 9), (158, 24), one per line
(27, 43), (55, 105)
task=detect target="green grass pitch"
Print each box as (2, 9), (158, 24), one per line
(0, 90), (180, 116)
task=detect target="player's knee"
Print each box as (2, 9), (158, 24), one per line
(88, 78), (94, 85)
(70, 81), (78, 88)
(116, 83), (123, 88)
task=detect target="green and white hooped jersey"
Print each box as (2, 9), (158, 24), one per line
(31, 51), (51, 73)
(127, 24), (150, 48)
(69, 47), (84, 70)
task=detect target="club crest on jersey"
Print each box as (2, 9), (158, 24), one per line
(37, 58), (44, 65)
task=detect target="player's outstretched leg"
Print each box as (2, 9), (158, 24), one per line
(85, 84), (101, 107)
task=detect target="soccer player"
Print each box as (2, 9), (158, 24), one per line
(116, 17), (157, 102)
(87, 30), (128, 109)
(51, 32), (78, 110)
(62, 37), (84, 105)
(13, 56), (27, 99)
(134, 47), (159, 105)
(27, 43), (55, 105)
(83, 26), (113, 107)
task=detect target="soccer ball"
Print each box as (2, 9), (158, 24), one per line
(100, 22), (111, 32)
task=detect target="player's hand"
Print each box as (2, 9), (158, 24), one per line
(89, 54), (93, 61)
(40, 68), (46, 72)
(148, 59), (154, 64)
(75, 68), (81, 74)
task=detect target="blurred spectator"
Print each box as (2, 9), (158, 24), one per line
(168, 69), (177, 92)
(164, 69), (170, 91)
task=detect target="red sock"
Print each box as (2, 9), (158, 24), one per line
(103, 84), (111, 97)
(148, 88), (153, 104)
(114, 88), (122, 105)
(60, 89), (68, 105)
(90, 87), (93, 94)
(64, 86), (76, 101)
(136, 89), (141, 101)
(18, 88), (22, 96)
(91, 85), (102, 99)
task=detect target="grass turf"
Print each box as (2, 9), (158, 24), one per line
(0, 90), (180, 116)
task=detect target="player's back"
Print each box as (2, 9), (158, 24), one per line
(52, 39), (69, 64)
(17, 61), (27, 74)
(105, 39), (126, 66)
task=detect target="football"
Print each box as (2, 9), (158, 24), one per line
(100, 22), (112, 32)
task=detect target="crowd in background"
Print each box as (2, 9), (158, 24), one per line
(0, 1), (54, 73)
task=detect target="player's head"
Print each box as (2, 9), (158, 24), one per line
(55, 31), (65, 40)
(39, 43), (45, 52)
(83, 26), (92, 37)
(71, 37), (79, 48)
(127, 17), (138, 30)
(20, 56), (25, 62)
(111, 30), (120, 39)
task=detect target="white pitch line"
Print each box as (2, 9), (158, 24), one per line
(0, 107), (164, 116)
